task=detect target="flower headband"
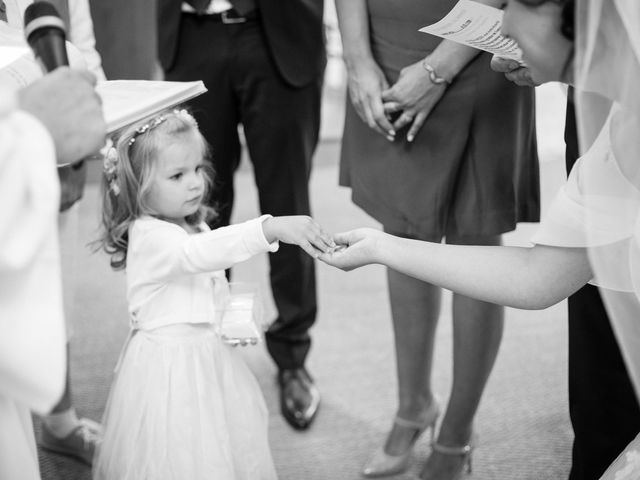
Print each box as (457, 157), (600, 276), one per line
(127, 109), (197, 148)
(103, 110), (198, 196)
(102, 140), (120, 196)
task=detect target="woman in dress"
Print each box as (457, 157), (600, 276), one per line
(335, 1), (539, 478)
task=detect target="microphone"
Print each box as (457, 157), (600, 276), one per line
(24, 3), (91, 186)
(23, 1), (69, 72)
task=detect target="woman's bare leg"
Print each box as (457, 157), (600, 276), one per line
(421, 233), (504, 479)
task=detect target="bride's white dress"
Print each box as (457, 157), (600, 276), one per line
(532, 107), (640, 479)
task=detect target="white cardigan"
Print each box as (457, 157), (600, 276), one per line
(126, 216), (278, 331)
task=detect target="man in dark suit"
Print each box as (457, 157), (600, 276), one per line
(156, 0), (326, 430)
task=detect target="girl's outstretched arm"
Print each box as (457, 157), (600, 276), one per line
(262, 216), (335, 258)
(320, 228), (592, 310)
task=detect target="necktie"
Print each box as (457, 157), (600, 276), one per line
(185, 0), (210, 15)
(0, 1), (7, 22)
(230, 0), (255, 16)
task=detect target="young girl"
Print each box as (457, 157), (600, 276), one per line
(93, 108), (335, 480)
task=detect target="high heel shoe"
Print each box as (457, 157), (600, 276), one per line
(361, 400), (440, 478)
(422, 435), (476, 480)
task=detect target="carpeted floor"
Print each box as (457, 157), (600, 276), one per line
(38, 84), (574, 480)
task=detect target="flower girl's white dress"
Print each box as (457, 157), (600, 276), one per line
(93, 216), (279, 480)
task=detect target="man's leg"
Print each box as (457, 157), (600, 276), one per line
(236, 19), (322, 429)
(568, 285), (640, 479)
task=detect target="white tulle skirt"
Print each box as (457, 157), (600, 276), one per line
(93, 324), (278, 480)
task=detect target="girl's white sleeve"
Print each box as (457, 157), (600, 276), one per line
(132, 216), (279, 282)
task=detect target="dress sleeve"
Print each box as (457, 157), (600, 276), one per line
(530, 164), (590, 248)
(532, 113), (639, 249)
(532, 158), (640, 248)
(130, 216), (279, 282)
(531, 113), (640, 293)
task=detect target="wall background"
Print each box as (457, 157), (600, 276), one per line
(89, 0), (157, 79)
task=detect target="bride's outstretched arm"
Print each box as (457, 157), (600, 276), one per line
(320, 228), (592, 310)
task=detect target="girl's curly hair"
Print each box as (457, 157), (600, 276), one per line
(95, 108), (217, 270)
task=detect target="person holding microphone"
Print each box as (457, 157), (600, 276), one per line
(1, 2), (106, 477)
(2, 0), (108, 465)
(0, 66), (105, 480)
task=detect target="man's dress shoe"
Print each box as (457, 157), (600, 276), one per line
(278, 368), (320, 430)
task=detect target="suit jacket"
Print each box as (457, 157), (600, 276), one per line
(157, 0), (326, 88)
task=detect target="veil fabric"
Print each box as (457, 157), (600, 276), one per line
(573, 0), (640, 401)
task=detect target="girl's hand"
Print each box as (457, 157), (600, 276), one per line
(318, 228), (383, 271)
(381, 60), (448, 142)
(346, 58), (396, 140)
(263, 216), (336, 258)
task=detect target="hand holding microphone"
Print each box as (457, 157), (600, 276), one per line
(18, 67), (106, 165)
(18, 1), (106, 165)
(23, 0), (69, 72)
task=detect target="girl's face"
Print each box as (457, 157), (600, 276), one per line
(502, 0), (574, 84)
(146, 133), (206, 227)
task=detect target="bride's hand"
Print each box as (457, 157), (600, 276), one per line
(319, 228), (384, 271)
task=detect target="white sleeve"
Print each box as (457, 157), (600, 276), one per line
(530, 169), (590, 248)
(532, 133), (640, 249)
(0, 86), (66, 414)
(130, 216), (279, 282)
(0, 88), (59, 271)
(67, 0), (106, 80)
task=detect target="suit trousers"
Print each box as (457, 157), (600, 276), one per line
(565, 94), (640, 480)
(165, 12), (322, 370)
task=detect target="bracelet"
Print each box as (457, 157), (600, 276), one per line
(421, 60), (451, 85)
